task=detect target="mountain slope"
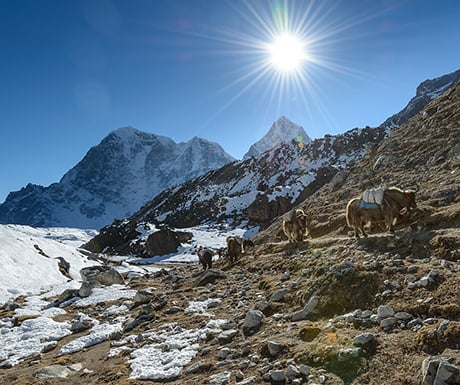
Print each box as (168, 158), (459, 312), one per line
(0, 127), (234, 229)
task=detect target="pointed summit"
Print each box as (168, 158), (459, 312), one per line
(243, 116), (311, 159)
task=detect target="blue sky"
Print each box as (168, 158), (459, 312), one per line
(1, 0), (459, 203)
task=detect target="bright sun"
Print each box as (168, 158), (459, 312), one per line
(268, 33), (307, 73)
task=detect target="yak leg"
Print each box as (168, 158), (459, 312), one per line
(360, 225), (368, 238)
(386, 214), (396, 235)
(354, 228), (360, 239)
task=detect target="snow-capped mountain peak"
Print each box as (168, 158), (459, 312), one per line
(243, 116), (312, 159)
(0, 128), (235, 229)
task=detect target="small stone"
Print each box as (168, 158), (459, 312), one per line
(370, 314), (380, 323)
(218, 329), (238, 344)
(381, 289), (392, 297)
(423, 318), (438, 326)
(185, 360), (205, 374)
(270, 370), (286, 382)
(292, 295), (318, 322)
(298, 364), (311, 377)
(270, 289), (289, 302)
(218, 348), (231, 360)
(394, 311), (412, 320)
(338, 347), (361, 362)
(243, 310), (264, 333)
(286, 364), (301, 380)
(407, 318), (422, 329)
(209, 371), (231, 385)
(266, 340), (284, 357)
(380, 317), (397, 328)
(418, 277), (430, 287)
(353, 333), (375, 346)
(377, 305), (394, 318)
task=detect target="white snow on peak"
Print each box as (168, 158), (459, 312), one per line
(243, 116), (312, 159)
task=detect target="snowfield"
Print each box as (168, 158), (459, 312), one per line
(0, 223), (247, 379)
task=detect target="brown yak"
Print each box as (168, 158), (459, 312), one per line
(282, 208), (310, 243)
(226, 236), (254, 264)
(346, 185), (418, 238)
(196, 246), (214, 270)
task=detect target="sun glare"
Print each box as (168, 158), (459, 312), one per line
(268, 33), (307, 73)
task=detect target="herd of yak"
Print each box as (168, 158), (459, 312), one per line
(197, 185), (419, 270)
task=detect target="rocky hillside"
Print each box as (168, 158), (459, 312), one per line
(0, 127), (234, 229)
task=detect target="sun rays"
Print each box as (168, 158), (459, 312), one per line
(164, 0), (391, 133)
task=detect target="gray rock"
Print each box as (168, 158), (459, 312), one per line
(70, 319), (93, 334)
(209, 371), (231, 385)
(286, 364), (301, 380)
(270, 370), (286, 382)
(377, 305), (394, 318)
(266, 340), (284, 357)
(408, 318), (423, 329)
(52, 289), (79, 306)
(329, 170), (349, 191)
(80, 265), (124, 286)
(78, 281), (96, 298)
(422, 355), (460, 385)
(243, 310), (264, 333)
(338, 347), (361, 362)
(418, 276), (430, 287)
(42, 341), (58, 353)
(394, 311), (412, 320)
(270, 289), (289, 302)
(380, 317), (397, 328)
(292, 295), (318, 322)
(373, 154), (396, 171)
(164, 306), (182, 314)
(185, 360), (205, 374)
(298, 364), (311, 377)
(353, 333), (375, 347)
(133, 290), (154, 307)
(218, 329), (239, 344)
(218, 347), (232, 360)
(195, 269), (227, 286)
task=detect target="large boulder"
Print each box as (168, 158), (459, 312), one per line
(145, 228), (192, 257)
